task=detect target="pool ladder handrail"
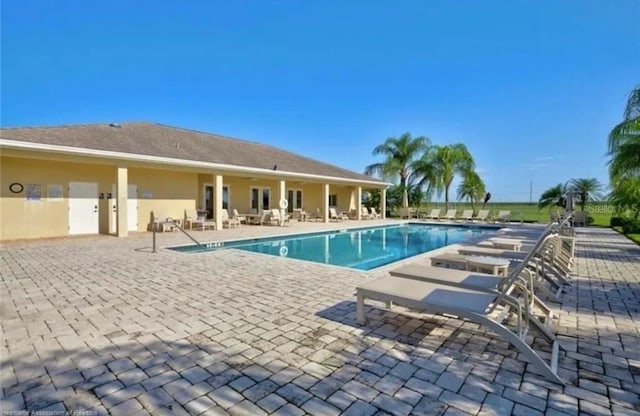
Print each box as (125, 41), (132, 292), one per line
(152, 221), (202, 253)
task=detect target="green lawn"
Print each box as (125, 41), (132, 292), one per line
(613, 227), (640, 245)
(401, 202), (612, 226)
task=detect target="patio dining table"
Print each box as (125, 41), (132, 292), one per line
(244, 213), (264, 225)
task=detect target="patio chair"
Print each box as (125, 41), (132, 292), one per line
(356, 276), (564, 384)
(389, 263), (557, 332)
(369, 207), (382, 219)
(459, 209), (474, 221)
(361, 206), (372, 220)
(496, 210), (511, 223)
(153, 210), (176, 232)
(291, 209), (303, 222)
(309, 208), (323, 222)
(398, 229), (564, 303)
(329, 208), (344, 222)
(232, 209), (247, 224)
(399, 207), (416, 219)
(270, 208), (290, 226)
(443, 209), (456, 221)
(259, 210), (272, 225)
(222, 209), (241, 228)
(572, 211), (587, 227)
(426, 209), (441, 220)
(474, 209), (489, 222)
(183, 209), (216, 231)
(458, 237), (572, 289)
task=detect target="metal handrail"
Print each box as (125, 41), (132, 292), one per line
(152, 221), (202, 253)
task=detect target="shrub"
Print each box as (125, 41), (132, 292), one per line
(622, 218), (640, 234)
(610, 217), (626, 227)
(612, 216), (640, 233)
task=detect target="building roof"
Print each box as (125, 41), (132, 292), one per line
(0, 122), (385, 184)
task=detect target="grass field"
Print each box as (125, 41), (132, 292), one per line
(613, 227), (640, 244)
(396, 202), (613, 227)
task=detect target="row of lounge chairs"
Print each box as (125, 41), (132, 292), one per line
(419, 208), (510, 223)
(153, 208), (252, 231)
(355, 213), (576, 384)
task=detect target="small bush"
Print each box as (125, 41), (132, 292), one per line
(610, 217), (626, 227)
(612, 216), (640, 233)
(622, 218), (640, 234)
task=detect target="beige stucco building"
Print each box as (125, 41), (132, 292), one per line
(0, 122), (387, 240)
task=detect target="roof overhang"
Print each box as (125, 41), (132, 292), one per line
(0, 139), (392, 187)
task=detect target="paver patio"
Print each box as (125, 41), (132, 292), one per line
(1, 222), (639, 415)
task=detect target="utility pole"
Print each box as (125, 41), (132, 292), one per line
(529, 181), (533, 204)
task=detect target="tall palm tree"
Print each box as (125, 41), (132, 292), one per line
(456, 171), (486, 213)
(425, 143), (475, 211)
(609, 85), (640, 180)
(538, 183), (567, 209)
(569, 178), (603, 211)
(365, 133), (430, 208)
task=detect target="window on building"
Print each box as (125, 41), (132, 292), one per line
(328, 194), (337, 207)
(222, 186), (229, 210)
(262, 188), (271, 210)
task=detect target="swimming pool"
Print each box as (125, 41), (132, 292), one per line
(169, 223), (496, 270)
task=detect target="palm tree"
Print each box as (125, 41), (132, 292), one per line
(609, 85), (640, 180)
(365, 133), (430, 208)
(425, 143), (475, 211)
(569, 178), (604, 211)
(457, 171), (486, 213)
(609, 177), (640, 220)
(538, 183), (567, 209)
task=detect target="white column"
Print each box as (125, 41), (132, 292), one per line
(323, 183), (330, 223)
(380, 187), (387, 219)
(213, 174), (223, 230)
(356, 187), (362, 220)
(116, 167), (128, 237)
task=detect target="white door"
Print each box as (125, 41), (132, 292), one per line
(111, 184), (138, 231)
(69, 182), (99, 235)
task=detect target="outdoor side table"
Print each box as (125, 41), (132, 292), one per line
(466, 256), (510, 276)
(490, 238), (523, 251)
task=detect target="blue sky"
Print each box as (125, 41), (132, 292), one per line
(2, 1), (639, 201)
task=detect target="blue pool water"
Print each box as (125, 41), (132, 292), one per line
(169, 223), (496, 270)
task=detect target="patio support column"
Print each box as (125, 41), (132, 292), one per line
(380, 187), (386, 219)
(323, 183), (330, 223)
(116, 166), (128, 237)
(213, 174), (223, 230)
(278, 179), (286, 208)
(356, 187), (362, 220)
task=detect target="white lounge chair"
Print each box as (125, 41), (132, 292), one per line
(360, 206), (371, 220)
(356, 276), (565, 384)
(222, 209), (241, 228)
(443, 209), (456, 221)
(474, 209), (489, 222)
(459, 210), (473, 221)
(394, 228), (565, 308)
(426, 209), (441, 220)
(459, 237), (573, 288)
(496, 210), (511, 223)
(184, 209), (216, 231)
(153, 210), (176, 232)
(232, 209), (247, 224)
(329, 208), (344, 222)
(270, 208), (290, 226)
(369, 207), (382, 219)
